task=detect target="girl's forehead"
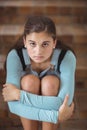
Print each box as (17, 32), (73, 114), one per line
(26, 32), (53, 40)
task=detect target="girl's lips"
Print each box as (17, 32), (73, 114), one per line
(34, 56), (44, 60)
(35, 56), (43, 58)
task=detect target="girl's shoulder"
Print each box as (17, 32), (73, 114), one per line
(7, 48), (26, 58)
(55, 48), (76, 59)
(8, 49), (18, 56)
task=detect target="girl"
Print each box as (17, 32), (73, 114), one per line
(2, 16), (76, 130)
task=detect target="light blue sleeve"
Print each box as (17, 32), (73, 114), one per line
(8, 101), (58, 123)
(58, 51), (76, 105)
(6, 50), (22, 88)
(6, 49), (59, 123)
(20, 50), (76, 107)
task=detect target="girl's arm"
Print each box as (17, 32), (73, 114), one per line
(19, 50), (76, 108)
(4, 49), (60, 123)
(8, 100), (58, 123)
(3, 86), (74, 124)
(6, 49), (62, 110)
(58, 50), (76, 105)
(6, 49), (76, 109)
(4, 49), (76, 123)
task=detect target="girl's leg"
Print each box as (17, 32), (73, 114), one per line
(20, 74), (40, 130)
(20, 117), (39, 130)
(41, 75), (60, 130)
(21, 74), (40, 94)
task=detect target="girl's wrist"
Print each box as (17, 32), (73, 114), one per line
(58, 110), (64, 123)
(15, 89), (20, 100)
(58, 111), (61, 122)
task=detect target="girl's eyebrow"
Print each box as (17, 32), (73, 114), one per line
(28, 40), (35, 42)
(43, 41), (50, 43)
(28, 40), (50, 43)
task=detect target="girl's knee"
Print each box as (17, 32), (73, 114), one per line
(21, 74), (40, 94)
(41, 75), (60, 96)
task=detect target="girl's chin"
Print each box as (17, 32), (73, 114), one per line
(32, 58), (47, 63)
(33, 60), (44, 63)
(32, 57), (44, 63)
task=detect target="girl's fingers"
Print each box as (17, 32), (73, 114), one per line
(3, 84), (6, 87)
(71, 102), (74, 109)
(63, 95), (69, 106)
(70, 102), (74, 113)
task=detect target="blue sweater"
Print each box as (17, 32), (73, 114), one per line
(6, 48), (76, 123)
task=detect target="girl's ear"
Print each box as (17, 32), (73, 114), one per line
(53, 39), (57, 48)
(23, 36), (26, 48)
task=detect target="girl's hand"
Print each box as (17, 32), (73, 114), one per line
(58, 95), (74, 122)
(2, 84), (20, 101)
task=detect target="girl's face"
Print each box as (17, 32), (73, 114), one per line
(24, 31), (56, 64)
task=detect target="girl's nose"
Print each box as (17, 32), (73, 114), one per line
(36, 46), (42, 54)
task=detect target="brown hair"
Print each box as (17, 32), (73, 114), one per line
(12, 15), (73, 51)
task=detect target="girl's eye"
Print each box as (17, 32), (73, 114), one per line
(29, 42), (36, 47)
(42, 42), (49, 47)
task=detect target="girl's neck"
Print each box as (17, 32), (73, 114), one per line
(31, 58), (51, 72)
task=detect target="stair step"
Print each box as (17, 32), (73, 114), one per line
(0, 25), (23, 35)
(0, 1), (87, 7)
(60, 119), (87, 130)
(0, 0), (87, 7)
(0, 15), (87, 25)
(0, 7), (86, 16)
(0, 1), (86, 16)
(0, 1), (86, 25)
(0, 24), (87, 36)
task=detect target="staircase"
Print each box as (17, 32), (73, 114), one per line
(0, 0), (87, 130)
